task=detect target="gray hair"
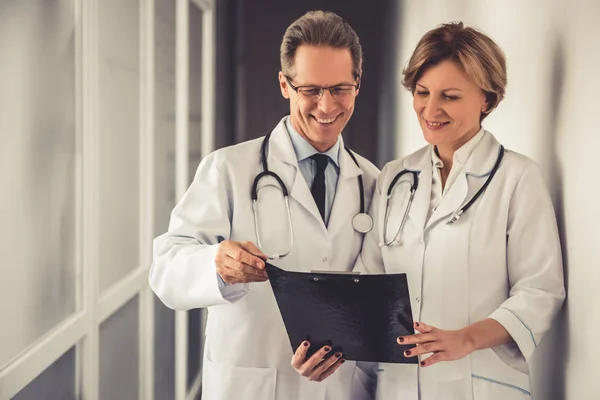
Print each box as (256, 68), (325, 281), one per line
(280, 10), (363, 79)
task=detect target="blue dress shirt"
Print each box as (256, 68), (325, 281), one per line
(285, 116), (340, 226)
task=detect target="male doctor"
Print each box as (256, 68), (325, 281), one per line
(150, 10), (379, 400)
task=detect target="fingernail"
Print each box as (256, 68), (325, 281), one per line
(324, 346), (331, 352)
(303, 341), (309, 347)
(405, 350), (411, 356)
(335, 352), (341, 358)
(340, 359), (346, 364)
(398, 337), (404, 343)
(420, 361), (425, 366)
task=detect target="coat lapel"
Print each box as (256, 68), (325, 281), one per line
(267, 119), (326, 230)
(327, 141), (362, 238)
(424, 170), (469, 229)
(400, 148), (432, 234)
(424, 131), (503, 229)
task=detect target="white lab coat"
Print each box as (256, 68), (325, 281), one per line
(150, 117), (379, 400)
(357, 130), (565, 400)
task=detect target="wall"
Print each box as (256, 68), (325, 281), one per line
(393, 0), (600, 398)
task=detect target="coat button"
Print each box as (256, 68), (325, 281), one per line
(322, 257), (328, 262)
(416, 297), (420, 303)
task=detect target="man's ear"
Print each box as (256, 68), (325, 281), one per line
(279, 71), (290, 99)
(355, 72), (362, 96)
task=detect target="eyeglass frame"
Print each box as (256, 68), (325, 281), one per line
(284, 75), (361, 101)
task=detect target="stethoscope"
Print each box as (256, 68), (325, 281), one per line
(381, 145), (505, 247)
(251, 132), (373, 259)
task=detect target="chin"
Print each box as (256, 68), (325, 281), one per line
(422, 134), (448, 148)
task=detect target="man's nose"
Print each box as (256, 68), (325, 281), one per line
(317, 90), (336, 114)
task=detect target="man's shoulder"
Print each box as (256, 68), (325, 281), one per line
(206, 136), (264, 170)
(347, 150), (380, 179)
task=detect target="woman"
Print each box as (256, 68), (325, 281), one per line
(292, 22), (565, 399)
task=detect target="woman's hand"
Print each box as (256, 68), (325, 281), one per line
(397, 321), (475, 367)
(290, 341), (345, 382)
(398, 319), (512, 367)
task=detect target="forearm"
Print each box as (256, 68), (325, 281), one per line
(462, 318), (513, 352)
(150, 236), (245, 309)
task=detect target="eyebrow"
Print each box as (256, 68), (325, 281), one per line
(293, 79), (356, 87)
(416, 84), (463, 92)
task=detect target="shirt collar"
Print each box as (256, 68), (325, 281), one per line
(431, 127), (485, 168)
(285, 116), (340, 166)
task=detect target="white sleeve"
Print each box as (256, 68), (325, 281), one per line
(149, 154), (249, 310)
(488, 162), (565, 366)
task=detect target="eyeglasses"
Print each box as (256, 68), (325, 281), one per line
(284, 75), (360, 101)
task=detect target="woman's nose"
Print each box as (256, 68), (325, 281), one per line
(423, 97), (443, 119)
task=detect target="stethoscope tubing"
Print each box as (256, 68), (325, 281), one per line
(252, 131), (372, 259)
(381, 145), (505, 246)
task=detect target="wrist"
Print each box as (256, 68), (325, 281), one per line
(460, 326), (478, 353)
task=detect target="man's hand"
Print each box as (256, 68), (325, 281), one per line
(215, 240), (268, 284)
(291, 341), (345, 382)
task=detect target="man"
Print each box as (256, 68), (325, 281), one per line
(150, 10), (379, 400)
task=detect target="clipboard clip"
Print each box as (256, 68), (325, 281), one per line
(309, 270), (361, 275)
(309, 270), (362, 283)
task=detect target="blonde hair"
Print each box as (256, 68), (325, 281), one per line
(402, 22), (507, 120)
(280, 11), (363, 80)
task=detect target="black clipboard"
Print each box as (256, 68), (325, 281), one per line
(266, 263), (417, 364)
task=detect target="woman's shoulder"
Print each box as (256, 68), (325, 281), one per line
(477, 130), (542, 178)
(481, 131), (548, 194)
(380, 144), (431, 176)
(500, 149), (548, 195)
(501, 148), (538, 172)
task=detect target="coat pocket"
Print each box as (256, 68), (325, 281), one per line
(202, 358), (277, 400)
(470, 349), (531, 400)
(472, 374), (530, 399)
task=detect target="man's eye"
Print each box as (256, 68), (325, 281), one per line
(301, 88), (321, 96)
(331, 87), (353, 95)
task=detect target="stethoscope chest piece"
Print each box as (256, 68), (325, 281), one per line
(352, 213), (373, 233)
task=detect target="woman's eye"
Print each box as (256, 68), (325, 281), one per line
(415, 91), (429, 96)
(444, 95), (459, 100)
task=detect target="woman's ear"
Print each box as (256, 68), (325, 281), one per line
(482, 92), (495, 114)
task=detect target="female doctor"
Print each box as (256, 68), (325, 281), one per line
(293, 22), (565, 399)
